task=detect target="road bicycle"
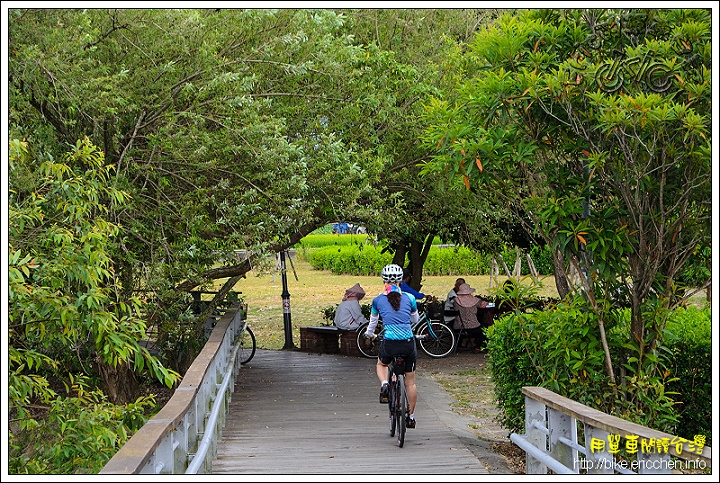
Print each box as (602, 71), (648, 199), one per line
(387, 352), (411, 448)
(238, 319), (256, 364)
(355, 306), (455, 359)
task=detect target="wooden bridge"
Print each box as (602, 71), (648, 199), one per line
(100, 304), (511, 475)
(100, 304), (711, 475)
(211, 348), (508, 474)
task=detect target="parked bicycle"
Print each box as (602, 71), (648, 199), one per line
(355, 305), (455, 359)
(238, 319), (256, 364)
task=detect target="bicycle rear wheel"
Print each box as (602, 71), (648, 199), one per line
(239, 326), (256, 364)
(417, 321), (455, 358)
(356, 322), (383, 358)
(396, 374), (407, 448)
(388, 379), (397, 437)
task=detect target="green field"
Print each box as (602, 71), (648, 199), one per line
(226, 256), (560, 350)
(222, 254), (708, 351)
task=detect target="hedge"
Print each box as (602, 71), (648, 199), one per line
(305, 243), (557, 276)
(486, 303), (712, 446)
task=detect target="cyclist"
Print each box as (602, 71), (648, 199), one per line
(365, 263), (418, 428)
(400, 268), (426, 301)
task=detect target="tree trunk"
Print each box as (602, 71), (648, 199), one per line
(391, 240), (407, 267)
(97, 360), (140, 405)
(551, 249), (572, 299)
(404, 234), (435, 292)
(408, 241), (423, 290)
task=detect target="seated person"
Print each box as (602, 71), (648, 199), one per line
(453, 283), (488, 353)
(400, 268), (426, 301)
(333, 283), (368, 330)
(443, 277), (465, 327)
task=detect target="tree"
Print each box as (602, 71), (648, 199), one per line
(421, 8), (711, 405)
(337, 8), (512, 284)
(9, 8), (385, 370)
(9, 8), (513, 309)
(8, 138), (178, 441)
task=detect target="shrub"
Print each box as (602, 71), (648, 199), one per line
(308, 244), (493, 276)
(485, 312), (542, 432)
(486, 302), (711, 443)
(301, 234), (553, 277)
(9, 376), (155, 474)
(422, 246), (489, 275)
(307, 245), (392, 275)
(297, 233), (371, 248)
(663, 306), (712, 446)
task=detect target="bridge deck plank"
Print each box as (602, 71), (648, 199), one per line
(212, 349), (491, 474)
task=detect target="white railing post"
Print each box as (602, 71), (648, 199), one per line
(547, 407), (577, 472)
(637, 450), (672, 474)
(152, 426), (174, 474)
(172, 413), (189, 474)
(524, 395), (548, 474)
(186, 391), (199, 456)
(583, 426), (614, 474)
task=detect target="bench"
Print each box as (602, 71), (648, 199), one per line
(300, 326), (361, 357)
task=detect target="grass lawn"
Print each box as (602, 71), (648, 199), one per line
(219, 255), (561, 350)
(216, 254), (709, 350)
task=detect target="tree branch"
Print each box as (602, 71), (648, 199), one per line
(173, 214), (330, 292)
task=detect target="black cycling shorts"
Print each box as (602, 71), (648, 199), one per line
(378, 338), (417, 372)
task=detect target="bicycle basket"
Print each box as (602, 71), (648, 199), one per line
(427, 301), (444, 320)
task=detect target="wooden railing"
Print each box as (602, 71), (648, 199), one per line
(99, 304), (247, 475)
(511, 386), (712, 474)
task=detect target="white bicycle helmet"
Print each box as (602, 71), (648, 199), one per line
(381, 264), (404, 283)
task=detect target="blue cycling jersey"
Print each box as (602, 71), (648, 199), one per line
(400, 281), (425, 300)
(371, 291), (417, 340)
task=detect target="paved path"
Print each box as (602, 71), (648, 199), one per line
(212, 349), (513, 475)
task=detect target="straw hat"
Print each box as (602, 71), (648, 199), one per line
(455, 283), (478, 307)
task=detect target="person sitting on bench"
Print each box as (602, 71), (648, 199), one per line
(333, 283), (368, 331)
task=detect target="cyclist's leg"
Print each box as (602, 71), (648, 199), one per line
(376, 341), (392, 403)
(376, 340), (391, 384)
(402, 339), (418, 416)
(376, 358), (390, 384)
(404, 371), (417, 414)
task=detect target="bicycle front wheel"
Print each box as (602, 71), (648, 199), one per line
(396, 374), (407, 448)
(356, 322), (383, 359)
(417, 321), (455, 358)
(239, 326), (256, 364)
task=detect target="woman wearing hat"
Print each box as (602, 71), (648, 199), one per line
(333, 283), (368, 331)
(453, 283), (488, 353)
